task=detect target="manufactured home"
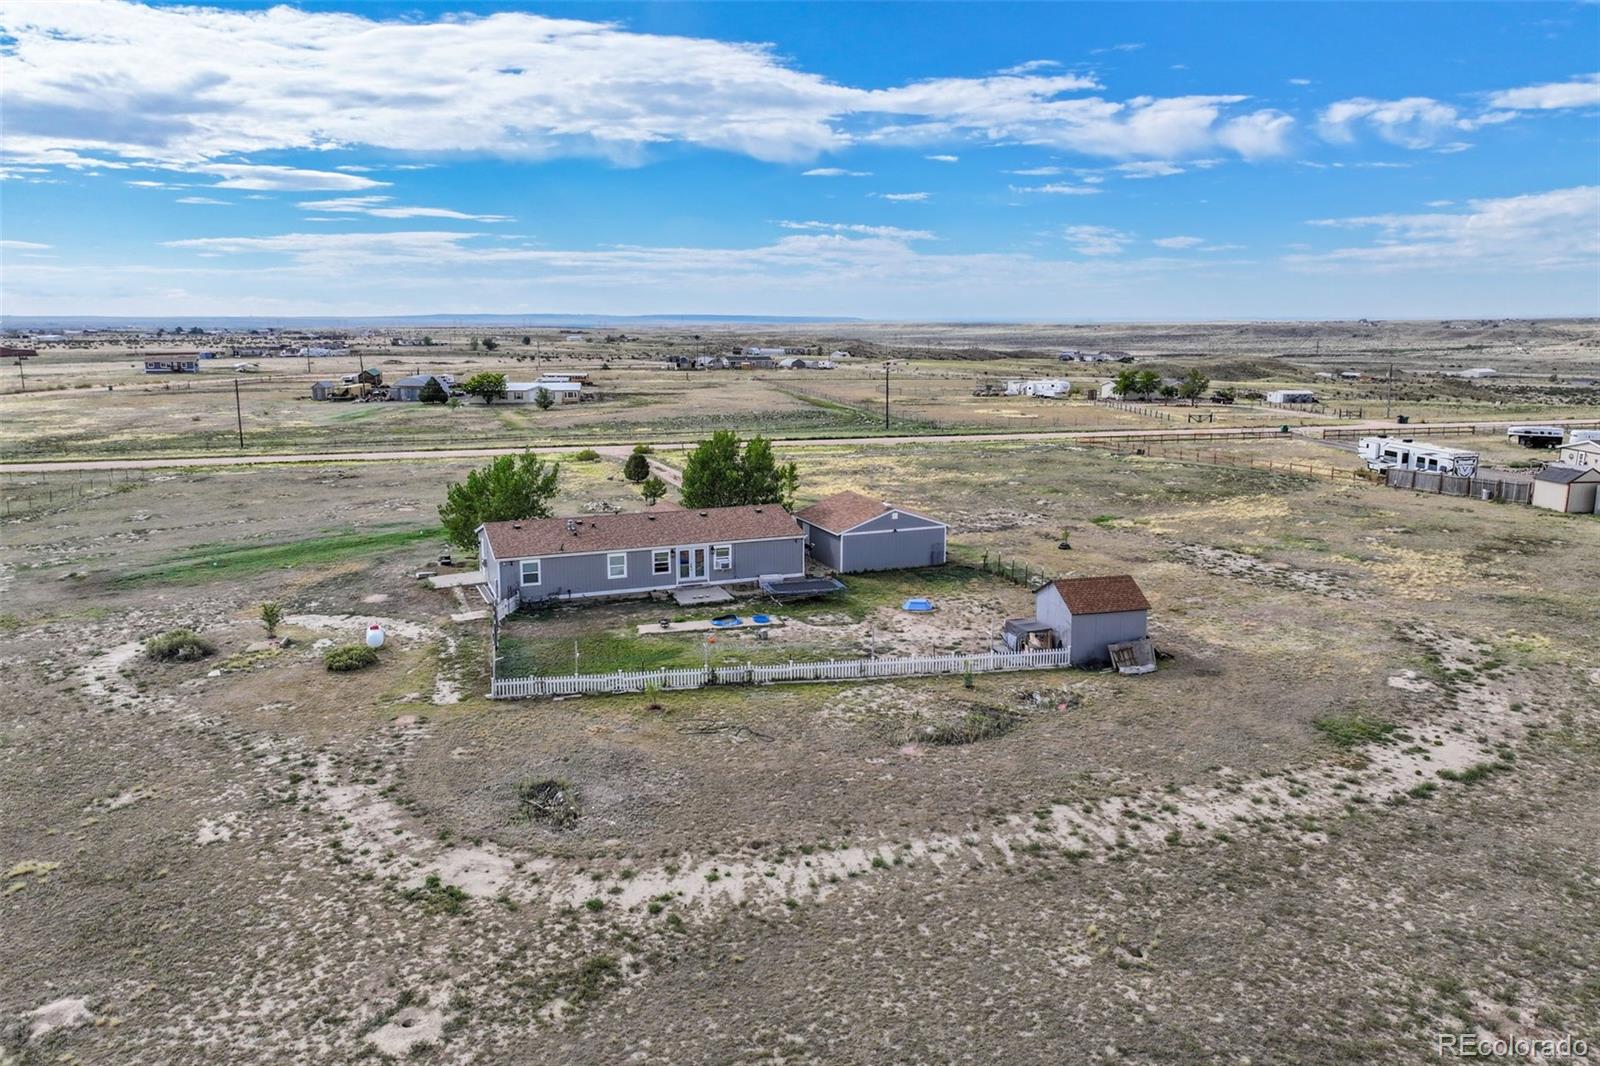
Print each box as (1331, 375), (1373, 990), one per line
(1531, 465), (1600, 514)
(1358, 437), (1480, 477)
(143, 358), (199, 374)
(388, 374), (453, 401)
(1560, 441), (1600, 470)
(1004, 378), (1072, 398)
(1506, 425), (1564, 448)
(795, 491), (947, 573)
(478, 505), (806, 606)
(1266, 389), (1318, 404)
(1032, 575), (1150, 667)
(488, 381), (583, 404)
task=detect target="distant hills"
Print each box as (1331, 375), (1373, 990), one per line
(0, 313), (862, 330)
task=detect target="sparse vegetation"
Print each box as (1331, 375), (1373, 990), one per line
(323, 644), (379, 672)
(144, 629), (216, 662)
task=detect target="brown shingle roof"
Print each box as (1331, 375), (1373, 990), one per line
(795, 490), (892, 534)
(482, 505), (800, 558)
(1038, 575), (1150, 616)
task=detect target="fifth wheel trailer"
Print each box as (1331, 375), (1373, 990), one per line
(1358, 437), (1480, 477)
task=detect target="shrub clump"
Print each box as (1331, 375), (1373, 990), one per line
(1313, 712), (1395, 749)
(570, 448), (602, 462)
(144, 629), (216, 662)
(324, 644), (379, 672)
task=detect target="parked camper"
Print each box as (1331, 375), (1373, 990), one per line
(1004, 378), (1072, 398)
(1506, 425), (1564, 448)
(1358, 436), (1479, 477)
(1567, 429), (1600, 446)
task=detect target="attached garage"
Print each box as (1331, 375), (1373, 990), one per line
(795, 491), (947, 573)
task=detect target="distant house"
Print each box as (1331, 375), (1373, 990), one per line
(1558, 440), (1600, 470)
(1531, 465), (1600, 513)
(794, 491), (947, 573)
(1032, 575), (1150, 667)
(388, 374), (453, 401)
(1004, 378), (1072, 398)
(478, 505), (806, 606)
(1266, 389), (1318, 404)
(742, 346), (788, 358)
(143, 358), (199, 374)
(498, 381), (583, 404)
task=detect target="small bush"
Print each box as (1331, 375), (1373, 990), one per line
(1313, 713), (1395, 749)
(571, 448), (601, 462)
(324, 644), (379, 672)
(144, 629), (216, 662)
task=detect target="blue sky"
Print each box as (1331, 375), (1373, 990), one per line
(1, 0), (1597, 319)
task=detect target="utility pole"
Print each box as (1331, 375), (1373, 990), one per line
(1386, 362), (1393, 420)
(883, 362), (890, 429)
(15, 356), (24, 393)
(233, 379), (244, 449)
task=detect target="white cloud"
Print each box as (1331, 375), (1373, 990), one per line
(876, 192), (931, 202)
(0, 1), (1293, 173)
(999, 60), (1061, 75)
(1217, 110), (1296, 159)
(779, 220), (934, 240)
(1010, 182), (1100, 196)
(802, 168), (871, 177)
(925, 154), (959, 163)
(1484, 73), (1600, 111)
(1116, 160), (1185, 179)
(295, 195), (512, 222)
(1090, 43), (1144, 55)
(1063, 225), (1130, 256)
(175, 196), (230, 205)
(1291, 186), (1599, 272)
(1288, 78), (1312, 87)
(196, 164), (390, 192)
(1318, 97), (1473, 149)
(1, 239), (52, 250)
(1152, 235), (1205, 249)
(1006, 166), (1065, 176)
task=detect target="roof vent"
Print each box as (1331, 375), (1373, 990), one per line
(698, 511), (708, 517)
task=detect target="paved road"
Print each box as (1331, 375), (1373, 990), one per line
(1, 417), (1594, 474)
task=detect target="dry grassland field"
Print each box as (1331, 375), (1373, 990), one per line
(2, 320), (1599, 1064)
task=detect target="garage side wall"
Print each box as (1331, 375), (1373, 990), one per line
(840, 527), (947, 572)
(1067, 610), (1149, 666)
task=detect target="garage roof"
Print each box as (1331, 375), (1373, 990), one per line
(796, 490), (942, 534)
(1038, 575), (1150, 616)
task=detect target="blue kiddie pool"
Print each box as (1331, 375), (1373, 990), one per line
(901, 598), (935, 612)
(710, 615), (743, 628)
(750, 613), (772, 624)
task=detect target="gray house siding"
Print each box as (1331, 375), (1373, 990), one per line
(801, 525), (844, 569)
(840, 527), (946, 572)
(511, 535), (804, 603)
(1035, 586), (1147, 666)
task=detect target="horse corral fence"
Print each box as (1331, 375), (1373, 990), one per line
(489, 648), (1075, 699)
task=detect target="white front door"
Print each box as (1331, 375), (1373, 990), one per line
(676, 546), (707, 584)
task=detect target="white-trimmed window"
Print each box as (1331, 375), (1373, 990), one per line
(607, 552), (627, 580)
(652, 549), (672, 575)
(520, 559), (541, 586)
(712, 544), (733, 571)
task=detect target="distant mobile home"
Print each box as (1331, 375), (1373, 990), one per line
(143, 358), (199, 374)
(1266, 389), (1317, 404)
(1004, 378), (1072, 398)
(1032, 575), (1150, 667)
(794, 491), (947, 573)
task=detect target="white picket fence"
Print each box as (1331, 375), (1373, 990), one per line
(489, 648), (1073, 699)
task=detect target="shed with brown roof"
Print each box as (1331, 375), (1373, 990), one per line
(478, 505), (805, 605)
(794, 491), (947, 573)
(1033, 575), (1150, 666)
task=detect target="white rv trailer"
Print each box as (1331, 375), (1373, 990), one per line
(1004, 378), (1073, 398)
(1358, 436), (1479, 477)
(1266, 389), (1318, 404)
(1505, 425), (1564, 448)
(1567, 429), (1600, 445)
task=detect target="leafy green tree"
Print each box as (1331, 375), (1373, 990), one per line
(463, 371), (508, 404)
(1112, 368), (1140, 399)
(679, 431), (796, 509)
(1159, 384), (1179, 400)
(623, 451), (650, 482)
(419, 377), (449, 404)
(259, 601), (283, 637)
(521, 335), (532, 346)
(438, 452), (561, 548)
(640, 475), (668, 505)
(534, 386), (554, 410)
(1178, 367), (1210, 404)
(1135, 369), (1163, 398)
(482, 337), (499, 351)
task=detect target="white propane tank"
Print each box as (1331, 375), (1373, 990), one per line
(366, 622), (385, 649)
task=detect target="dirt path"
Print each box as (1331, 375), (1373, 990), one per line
(7, 416), (1595, 473)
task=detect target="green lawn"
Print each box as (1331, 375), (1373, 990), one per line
(116, 525), (443, 586)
